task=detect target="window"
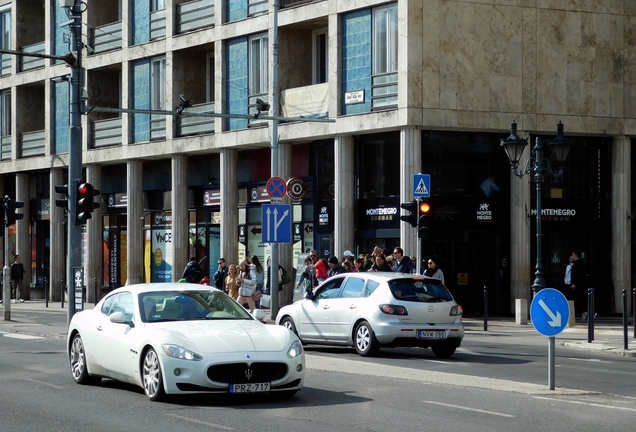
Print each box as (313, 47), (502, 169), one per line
(152, 0), (165, 11)
(0, 9), (9, 50)
(372, 5), (397, 75)
(340, 277), (365, 298)
(249, 33), (268, 96)
(150, 57), (166, 110)
(313, 29), (327, 84)
(364, 280), (380, 297)
(316, 278), (344, 300)
(1, 90), (10, 137)
(206, 54), (215, 102)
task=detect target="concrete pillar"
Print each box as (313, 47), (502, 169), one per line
(49, 168), (66, 302)
(400, 127), (421, 261)
(611, 136), (631, 314)
(86, 166), (102, 302)
(334, 135), (354, 259)
(126, 160), (143, 285)
(16, 173), (30, 300)
(220, 148), (238, 263)
(172, 155), (188, 281)
(276, 142), (293, 305)
(510, 130), (531, 314)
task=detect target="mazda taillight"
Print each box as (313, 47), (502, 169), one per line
(379, 304), (408, 315)
(450, 305), (463, 316)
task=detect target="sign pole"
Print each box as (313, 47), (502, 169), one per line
(548, 336), (555, 390)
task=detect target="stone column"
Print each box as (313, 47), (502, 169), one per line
(172, 155), (188, 281)
(86, 165), (103, 302)
(278, 141), (294, 305)
(334, 136), (354, 259)
(49, 168), (66, 302)
(510, 130), (531, 315)
(220, 149), (238, 263)
(611, 136), (631, 314)
(126, 160), (143, 285)
(400, 127), (421, 261)
(16, 173), (30, 300)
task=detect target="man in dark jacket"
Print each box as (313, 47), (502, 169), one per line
(182, 256), (203, 283)
(213, 258), (228, 291)
(10, 255), (25, 303)
(327, 256), (346, 278)
(392, 247), (415, 273)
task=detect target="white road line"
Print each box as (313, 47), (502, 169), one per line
(422, 400), (515, 418)
(0, 332), (43, 340)
(565, 357), (612, 364)
(21, 377), (66, 390)
(533, 396), (636, 412)
(164, 413), (236, 430)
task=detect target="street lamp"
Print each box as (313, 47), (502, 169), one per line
(501, 121), (573, 295)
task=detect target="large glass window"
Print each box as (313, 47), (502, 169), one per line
(313, 29), (327, 84)
(152, 0), (165, 11)
(372, 4), (397, 75)
(0, 9), (9, 50)
(249, 34), (268, 95)
(1, 90), (10, 136)
(206, 54), (215, 102)
(150, 57), (166, 110)
(356, 132), (401, 198)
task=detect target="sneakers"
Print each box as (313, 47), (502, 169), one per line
(19, 299), (24, 303)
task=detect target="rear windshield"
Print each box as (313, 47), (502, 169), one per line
(388, 279), (454, 303)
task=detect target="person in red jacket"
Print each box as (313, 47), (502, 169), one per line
(309, 249), (328, 286)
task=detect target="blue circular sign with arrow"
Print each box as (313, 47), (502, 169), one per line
(530, 288), (570, 337)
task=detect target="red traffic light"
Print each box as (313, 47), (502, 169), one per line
(78, 183), (90, 196)
(419, 202), (431, 214)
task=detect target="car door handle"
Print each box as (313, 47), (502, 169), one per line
(96, 326), (103, 332)
(323, 305), (330, 310)
(349, 304), (357, 309)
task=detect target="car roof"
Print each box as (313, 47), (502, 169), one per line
(107, 283), (222, 296)
(329, 272), (443, 284)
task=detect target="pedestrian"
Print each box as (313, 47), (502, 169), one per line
(479, 174), (500, 197)
(342, 250), (355, 265)
(327, 256), (346, 278)
(10, 255), (25, 303)
(423, 256), (445, 285)
(563, 254), (573, 294)
(363, 254), (374, 271)
(224, 264), (239, 300)
(236, 260), (256, 312)
(392, 247), (415, 273)
(368, 254), (392, 272)
(569, 251), (589, 320)
(251, 255), (265, 308)
(353, 258), (364, 272)
(296, 256), (314, 295)
(213, 258), (228, 291)
(309, 249), (327, 286)
(343, 260), (353, 272)
(181, 256), (203, 283)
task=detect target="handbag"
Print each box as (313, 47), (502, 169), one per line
(252, 290), (263, 301)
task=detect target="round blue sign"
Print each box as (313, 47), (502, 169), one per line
(530, 288), (570, 337)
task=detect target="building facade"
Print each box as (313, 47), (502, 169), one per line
(0, 0), (634, 315)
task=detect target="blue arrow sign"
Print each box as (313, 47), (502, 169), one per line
(530, 288), (570, 337)
(413, 174), (430, 197)
(262, 204), (291, 243)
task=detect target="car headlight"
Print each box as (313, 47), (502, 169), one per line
(161, 344), (203, 361)
(286, 340), (303, 358)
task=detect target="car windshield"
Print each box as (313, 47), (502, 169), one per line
(388, 278), (454, 303)
(139, 290), (254, 322)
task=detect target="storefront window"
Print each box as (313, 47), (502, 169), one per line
(356, 132), (400, 198)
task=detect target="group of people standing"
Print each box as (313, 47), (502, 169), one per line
(210, 256), (266, 312)
(296, 246), (446, 295)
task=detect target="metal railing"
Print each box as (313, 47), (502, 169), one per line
(20, 130), (46, 157)
(91, 21), (122, 54)
(177, 102), (215, 136)
(20, 42), (45, 71)
(92, 117), (122, 148)
(176, 0), (214, 34)
(150, 9), (166, 40)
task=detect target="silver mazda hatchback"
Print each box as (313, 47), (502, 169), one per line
(276, 272), (463, 358)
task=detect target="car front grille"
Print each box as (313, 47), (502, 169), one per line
(207, 362), (288, 384)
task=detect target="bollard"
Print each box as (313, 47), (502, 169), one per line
(61, 277), (64, 308)
(483, 286), (488, 332)
(623, 289), (628, 350)
(93, 277), (98, 306)
(633, 288), (636, 340)
(44, 277), (48, 308)
(587, 287), (594, 343)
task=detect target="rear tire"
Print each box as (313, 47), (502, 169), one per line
(69, 334), (101, 385)
(354, 321), (379, 357)
(143, 348), (165, 401)
(431, 343), (457, 358)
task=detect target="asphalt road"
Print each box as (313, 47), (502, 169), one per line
(1, 331), (635, 432)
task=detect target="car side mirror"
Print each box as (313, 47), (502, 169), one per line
(110, 311), (134, 327)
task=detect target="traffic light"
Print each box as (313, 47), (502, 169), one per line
(400, 199), (418, 227)
(76, 182), (100, 225)
(3, 196), (24, 226)
(55, 184), (69, 208)
(418, 200), (431, 239)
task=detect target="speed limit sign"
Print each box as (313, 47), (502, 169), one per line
(286, 177), (306, 200)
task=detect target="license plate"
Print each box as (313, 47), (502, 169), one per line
(417, 330), (446, 339)
(229, 382), (271, 393)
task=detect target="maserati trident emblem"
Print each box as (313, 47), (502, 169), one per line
(245, 368), (253, 381)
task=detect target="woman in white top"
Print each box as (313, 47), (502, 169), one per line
(236, 260), (257, 312)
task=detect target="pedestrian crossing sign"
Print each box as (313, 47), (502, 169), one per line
(413, 174), (431, 197)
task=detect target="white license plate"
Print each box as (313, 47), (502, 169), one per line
(418, 330), (446, 339)
(229, 382), (271, 393)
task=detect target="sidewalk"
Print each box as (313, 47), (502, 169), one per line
(1, 300), (635, 357)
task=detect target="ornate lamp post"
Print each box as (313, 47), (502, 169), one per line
(501, 121), (573, 295)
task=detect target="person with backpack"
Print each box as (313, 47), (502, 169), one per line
(181, 256), (203, 283)
(213, 258), (228, 291)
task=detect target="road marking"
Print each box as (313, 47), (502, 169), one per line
(565, 357), (612, 364)
(422, 400), (515, 418)
(533, 396), (636, 412)
(0, 332), (43, 340)
(164, 413), (235, 430)
(21, 377), (66, 390)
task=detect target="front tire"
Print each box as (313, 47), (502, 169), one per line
(354, 321), (379, 357)
(281, 317), (298, 335)
(69, 334), (101, 385)
(142, 348), (165, 401)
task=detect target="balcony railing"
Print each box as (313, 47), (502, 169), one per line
(280, 82), (329, 119)
(177, 102), (215, 136)
(176, 0), (214, 34)
(20, 42), (45, 72)
(1, 53), (11, 76)
(92, 117), (122, 148)
(1, 135), (11, 160)
(20, 130), (45, 157)
(150, 9), (166, 40)
(371, 72), (397, 110)
(91, 21), (122, 54)
(150, 114), (166, 140)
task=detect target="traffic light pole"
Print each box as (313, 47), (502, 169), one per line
(66, 2), (84, 323)
(2, 203), (9, 320)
